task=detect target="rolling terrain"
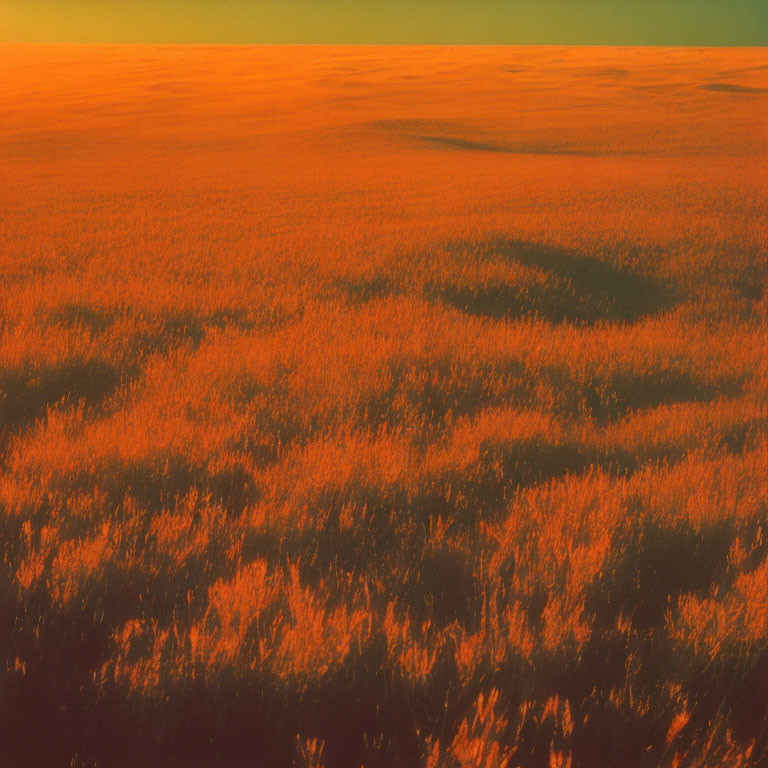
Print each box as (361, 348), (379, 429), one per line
(1, 44), (767, 767)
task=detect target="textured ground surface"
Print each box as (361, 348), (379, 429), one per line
(1, 44), (767, 767)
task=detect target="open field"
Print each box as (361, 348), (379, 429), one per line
(1, 44), (767, 767)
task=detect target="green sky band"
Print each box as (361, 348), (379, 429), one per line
(2, 0), (767, 45)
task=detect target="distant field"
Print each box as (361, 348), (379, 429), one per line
(1, 44), (767, 767)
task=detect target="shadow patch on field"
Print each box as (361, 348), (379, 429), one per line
(48, 305), (262, 343)
(405, 538), (482, 627)
(413, 134), (622, 157)
(416, 135), (510, 153)
(149, 309), (257, 349)
(0, 309), (265, 462)
(579, 369), (745, 421)
(433, 238), (674, 324)
(365, 119), (631, 157)
(0, 360), (124, 458)
(356, 358), (532, 432)
(114, 308), (271, 365)
(101, 457), (258, 513)
(700, 82), (768, 94)
(734, 263), (766, 303)
(333, 274), (396, 304)
(586, 518), (734, 630)
(47, 303), (117, 333)
(591, 67), (630, 79)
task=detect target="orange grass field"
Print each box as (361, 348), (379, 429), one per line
(1, 44), (767, 767)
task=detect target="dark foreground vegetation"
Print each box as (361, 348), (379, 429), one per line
(1, 44), (767, 767)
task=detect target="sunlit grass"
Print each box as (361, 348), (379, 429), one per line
(1, 43), (767, 767)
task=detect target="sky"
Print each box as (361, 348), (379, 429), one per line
(2, 0), (767, 45)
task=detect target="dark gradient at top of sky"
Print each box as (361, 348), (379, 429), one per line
(2, 0), (767, 45)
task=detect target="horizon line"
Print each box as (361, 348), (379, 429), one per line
(4, 40), (768, 49)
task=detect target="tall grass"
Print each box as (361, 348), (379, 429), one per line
(1, 43), (767, 767)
